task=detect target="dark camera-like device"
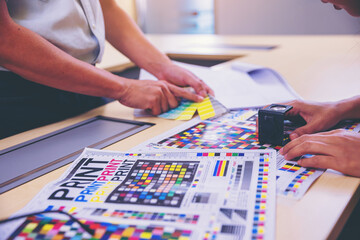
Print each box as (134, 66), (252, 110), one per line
(258, 104), (305, 146)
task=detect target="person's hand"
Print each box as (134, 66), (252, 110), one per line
(117, 79), (203, 115)
(279, 129), (360, 177)
(320, 0), (360, 17)
(284, 100), (343, 140)
(155, 63), (214, 101)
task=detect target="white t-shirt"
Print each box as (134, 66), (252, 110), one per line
(1, 0), (105, 71)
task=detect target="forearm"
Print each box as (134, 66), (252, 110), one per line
(335, 95), (360, 120)
(0, 4), (127, 100)
(100, 0), (172, 79)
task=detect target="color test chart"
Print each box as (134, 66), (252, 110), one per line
(1, 148), (277, 240)
(132, 109), (325, 199)
(106, 160), (198, 207)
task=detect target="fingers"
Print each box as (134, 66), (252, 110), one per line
(290, 122), (320, 140)
(151, 82), (180, 115)
(182, 71), (213, 97)
(280, 133), (333, 158)
(167, 83), (205, 102)
(333, 4), (342, 10)
(298, 155), (337, 170)
(159, 81), (179, 109)
(283, 140), (329, 161)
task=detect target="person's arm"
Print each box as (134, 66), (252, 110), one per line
(284, 96), (360, 139)
(0, 0), (183, 115)
(99, 0), (214, 98)
(0, 0), (126, 99)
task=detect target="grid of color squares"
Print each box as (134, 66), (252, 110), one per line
(285, 169), (316, 195)
(213, 160), (229, 177)
(106, 160), (198, 207)
(9, 215), (192, 240)
(91, 208), (199, 224)
(156, 121), (282, 151)
(158, 96), (215, 121)
(252, 153), (270, 240)
(279, 163), (301, 173)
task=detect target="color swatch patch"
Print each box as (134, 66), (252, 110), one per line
(158, 97), (215, 121)
(106, 160), (199, 207)
(9, 215), (192, 240)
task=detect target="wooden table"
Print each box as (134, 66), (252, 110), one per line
(1, 34), (359, 240)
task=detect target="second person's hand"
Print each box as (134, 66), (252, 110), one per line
(285, 100), (343, 140)
(280, 129), (360, 177)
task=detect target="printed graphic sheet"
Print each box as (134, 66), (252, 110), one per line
(133, 109), (328, 199)
(0, 148), (276, 240)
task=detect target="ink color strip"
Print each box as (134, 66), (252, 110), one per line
(279, 163), (301, 173)
(213, 160), (229, 177)
(252, 153), (270, 240)
(197, 96), (215, 120)
(344, 122), (360, 133)
(9, 215), (192, 240)
(105, 160), (199, 207)
(90, 209), (200, 224)
(284, 169), (316, 196)
(197, 152), (221, 157)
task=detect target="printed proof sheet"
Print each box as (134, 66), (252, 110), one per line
(133, 109), (326, 200)
(1, 148), (276, 240)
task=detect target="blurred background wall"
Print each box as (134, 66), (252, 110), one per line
(215, 0), (360, 34)
(118, 0), (360, 35)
